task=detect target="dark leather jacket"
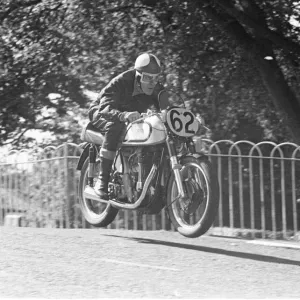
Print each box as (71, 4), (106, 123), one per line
(88, 69), (165, 126)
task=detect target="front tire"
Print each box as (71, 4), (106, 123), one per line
(166, 156), (219, 238)
(78, 158), (118, 227)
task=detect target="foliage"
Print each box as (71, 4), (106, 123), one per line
(1, 0), (300, 148)
(0, 0), (88, 147)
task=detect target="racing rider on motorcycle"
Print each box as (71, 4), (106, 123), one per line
(88, 53), (169, 200)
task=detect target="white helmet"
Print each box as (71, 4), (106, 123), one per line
(134, 53), (161, 75)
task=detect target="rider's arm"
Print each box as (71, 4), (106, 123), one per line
(88, 99), (100, 121)
(90, 75), (130, 124)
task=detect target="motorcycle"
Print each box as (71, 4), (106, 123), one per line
(76, 90), (219, 238)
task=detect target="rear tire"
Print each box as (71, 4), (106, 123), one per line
(78, 158), (118, 227)
(166, 156), (219, 238)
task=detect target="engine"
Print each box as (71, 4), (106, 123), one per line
(111, 145), (164, 203)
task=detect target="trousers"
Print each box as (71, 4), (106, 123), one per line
(92, 118), (126, 160)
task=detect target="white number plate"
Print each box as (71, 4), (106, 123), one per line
(166, 108), (199, 137)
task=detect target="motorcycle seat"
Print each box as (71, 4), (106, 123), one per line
(80, 122), (104, 145)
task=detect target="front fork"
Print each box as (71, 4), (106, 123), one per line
(166, 136), (186, 198)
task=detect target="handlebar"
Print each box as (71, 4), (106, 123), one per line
(130, 111), (164, 125)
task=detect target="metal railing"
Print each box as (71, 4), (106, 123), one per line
(0, 140), (299, 240)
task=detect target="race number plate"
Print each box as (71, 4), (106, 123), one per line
(166, 108), (199, 137)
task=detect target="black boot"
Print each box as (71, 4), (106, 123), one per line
(94, 156), (113, 200)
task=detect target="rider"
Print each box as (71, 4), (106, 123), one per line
(88, 52), (168, 200)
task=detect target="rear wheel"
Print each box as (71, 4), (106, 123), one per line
(78, 158), (118, 227)
(166, 156), (219, 238)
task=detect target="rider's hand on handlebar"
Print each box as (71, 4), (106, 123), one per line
(141, 109), (153, 118)
(124, 111), (141, 123)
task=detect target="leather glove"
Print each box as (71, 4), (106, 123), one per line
(123, 111), (141, 123)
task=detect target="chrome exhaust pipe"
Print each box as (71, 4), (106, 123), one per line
(83, 185), (110, 203)
(109, 165), (157, 210)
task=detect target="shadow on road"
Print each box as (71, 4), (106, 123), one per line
(104, 234), (300, 267)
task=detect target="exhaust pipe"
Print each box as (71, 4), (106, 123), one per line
(109, 164), (157, 210)
(83, 185), (110, 203)
(83, 164), (157, 209)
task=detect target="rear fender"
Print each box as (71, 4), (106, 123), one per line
(76, 143), (90, 170)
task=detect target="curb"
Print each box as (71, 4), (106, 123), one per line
(246, 239), (300, 250)
(207, 227), (300, 242)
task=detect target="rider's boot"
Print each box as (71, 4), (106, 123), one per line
(94, 156), (113, 200)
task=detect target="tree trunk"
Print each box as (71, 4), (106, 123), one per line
(251, 44), (300, 144)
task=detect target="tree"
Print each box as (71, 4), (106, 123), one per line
(196, 0), (300, 143)
(72, 0), (296, 142)
(1, 0), (299, 147)
(136, 0), (300, 142)
(0, 0), (89, 146)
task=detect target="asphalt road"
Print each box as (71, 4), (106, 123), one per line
(0, 227), (300, 298)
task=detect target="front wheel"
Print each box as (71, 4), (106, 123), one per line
(78, 158), (118, 227)
(166, 156), (219, 238)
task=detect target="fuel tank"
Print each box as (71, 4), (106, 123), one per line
(122, 115), (166, 146)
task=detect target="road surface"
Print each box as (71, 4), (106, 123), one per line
(0, 227), (299, 298)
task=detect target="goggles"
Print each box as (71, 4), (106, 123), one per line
(140, 72), (160, 84)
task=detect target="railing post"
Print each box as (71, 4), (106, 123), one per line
(161, 209), (166, 230)
(64, 143), (72, 228)
(0, 169), (3, 225)
(291, 158), (298, 238)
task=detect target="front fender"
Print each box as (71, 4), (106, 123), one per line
(76, 143), (90, 170)
(180, 152), (209, 162)
(191, 152), (209, 161)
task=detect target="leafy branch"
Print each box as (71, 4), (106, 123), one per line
(213, 0), (300, 59)
(0, 0), (43, 24)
